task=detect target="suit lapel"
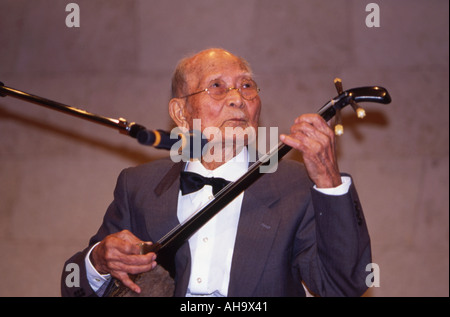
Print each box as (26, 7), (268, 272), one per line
(142, 161), (192, 295)
(143, 162), (184, 243)
(228, 172), (282, 296)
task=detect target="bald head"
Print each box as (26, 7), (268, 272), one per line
(171, 48), (252, 98)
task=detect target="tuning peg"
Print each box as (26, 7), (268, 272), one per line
(334, 107), (344, 136)
(350, 99), (366, 119)
(334, 78), (344, 94)
(332, 79), (345, 136)
(334, 123), (344, 136)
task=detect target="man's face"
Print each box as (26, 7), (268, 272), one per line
(182, 51), (261, 143)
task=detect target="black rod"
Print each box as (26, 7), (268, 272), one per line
(0, 82), (129, 132)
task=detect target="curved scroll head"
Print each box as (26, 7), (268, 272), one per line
(318, 86), (391, 122)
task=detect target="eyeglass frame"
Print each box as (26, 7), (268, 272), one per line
(176, 79), (261, 101)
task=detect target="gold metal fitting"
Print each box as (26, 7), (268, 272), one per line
(350, 100), (366, 119)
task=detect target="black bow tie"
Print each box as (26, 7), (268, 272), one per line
(180, 171), (231, 196)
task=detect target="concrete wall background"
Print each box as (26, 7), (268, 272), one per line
(0, 0), (448, 297)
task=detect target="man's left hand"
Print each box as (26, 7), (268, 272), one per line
(280, 114), (342, 188)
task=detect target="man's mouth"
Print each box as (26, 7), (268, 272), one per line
(222, 118), (248, 126)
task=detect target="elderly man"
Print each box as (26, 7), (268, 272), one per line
(61, 48), (371, 297)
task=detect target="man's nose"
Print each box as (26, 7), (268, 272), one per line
(226, 88), (244, 108)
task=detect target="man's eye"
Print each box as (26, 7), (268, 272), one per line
(241, 81), (255, 89)
(209, 81), (224, 89)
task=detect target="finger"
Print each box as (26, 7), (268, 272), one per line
(284, 120), (327, 148)
(289, 119), (335, 153)
(102, 236), (141, 257)
(290, 121), (323, 140)
(280, 133), (308, 151)
(281, 133), (325, 158)
(113, 271), (141, 294)
(108, 231), (153, 256)
(294, 114), (334, 137)
(107, 249), (157, 268)
(115, 230), (144, 250)
(294, 113), (326, 126)
(108, 259), (157, 275)
(99, 244), (157, 277)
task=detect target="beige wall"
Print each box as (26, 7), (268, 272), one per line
(0, 0), (448, 297)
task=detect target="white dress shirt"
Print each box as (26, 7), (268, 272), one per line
(179, 147), (249, 297)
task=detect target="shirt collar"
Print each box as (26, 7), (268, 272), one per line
(185, 147), (249, 182)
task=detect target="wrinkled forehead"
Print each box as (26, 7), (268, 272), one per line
(186, 50), (252, 88)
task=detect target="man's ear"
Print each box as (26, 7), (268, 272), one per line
(169, 98), (189, 129)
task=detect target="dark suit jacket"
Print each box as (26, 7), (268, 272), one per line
(61, 157), (371, 297)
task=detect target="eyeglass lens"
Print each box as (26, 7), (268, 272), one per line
(207, 79), (259, 100)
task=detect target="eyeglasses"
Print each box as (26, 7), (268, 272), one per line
(178, 78), (260, 101)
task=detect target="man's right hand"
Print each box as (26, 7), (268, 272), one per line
(90, 230), (157, 294)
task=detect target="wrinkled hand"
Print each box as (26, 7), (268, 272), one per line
(280, 114), (341, 188)
(90, 230), (157, 294)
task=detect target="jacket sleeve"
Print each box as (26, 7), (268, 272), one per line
(297, 176), (372, 297)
